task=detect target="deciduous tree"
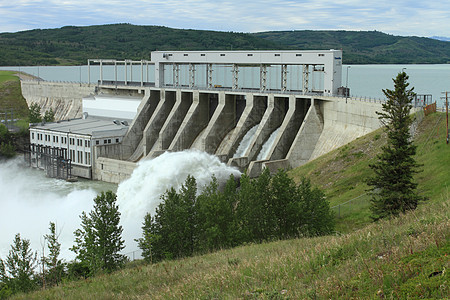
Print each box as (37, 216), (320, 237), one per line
(44, 222), (64, 286)
(0, 234), (38, 294)
(71, 191), (126, 275)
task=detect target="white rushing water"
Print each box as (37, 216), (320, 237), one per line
(0, 150), (240, 261)
(0, 158), (116, 260)
(232, 125), (258, 158)
(116, 149), (240, 254)
(256, 127), (280, 160)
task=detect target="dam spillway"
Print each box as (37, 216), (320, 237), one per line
(24, 50), (383, 183)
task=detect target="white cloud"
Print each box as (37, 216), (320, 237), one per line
(0, 0), (449, 37)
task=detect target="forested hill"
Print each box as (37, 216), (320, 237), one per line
(253, 30), (450, 64)
(0, 24), (449, 66)
(0, 24), (280, 66)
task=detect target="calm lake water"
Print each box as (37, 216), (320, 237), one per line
(1, 64), (449, 107)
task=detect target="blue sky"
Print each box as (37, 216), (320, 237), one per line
(1, 0), (448, 37)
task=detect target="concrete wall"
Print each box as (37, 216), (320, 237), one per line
(144, 90), (176, 156)
(217, 94), (267, 158)
(154, 91), (193, 151)
(72, 165), (92, 179)
(93, 157), (136, 184)
(169, 91), (210, 151)
(310, 97), (382, 160)
(21, 81), (95, 120)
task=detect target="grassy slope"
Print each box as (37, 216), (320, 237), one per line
(14, 112), (450, 299)
(0, 71), (29, 119)
(290, 112), (450, 233)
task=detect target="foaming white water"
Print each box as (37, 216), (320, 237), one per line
(117, 150), (240, 253)
(257, 127), (280, 160)
(233, 125), (258, 158)
(0, 158), (116, 261)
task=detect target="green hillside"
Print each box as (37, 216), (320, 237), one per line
(253, 30), (450, 64)
(1, 24), (449, 65)
(0, 24), (280, 66)
(0, 71), (29, 118)
(12, 112), (450, 299)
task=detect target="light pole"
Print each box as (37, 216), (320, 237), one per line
(345, 66), (351, 103)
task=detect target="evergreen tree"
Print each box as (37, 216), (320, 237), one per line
(0, 234), (38, 294)
(71, 191), (126, 275)
(367, 72), (424, 220)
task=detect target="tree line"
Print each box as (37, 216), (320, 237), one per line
(0, 169), (334, 298)
(137, 169), (335, 263)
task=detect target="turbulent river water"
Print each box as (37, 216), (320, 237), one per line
(0, 150), (240, 260)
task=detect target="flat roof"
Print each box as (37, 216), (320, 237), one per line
(32, 117), (129, 138)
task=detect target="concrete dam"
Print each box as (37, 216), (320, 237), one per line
(23, 50), (383, 183)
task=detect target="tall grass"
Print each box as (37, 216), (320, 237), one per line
(290, 112), (450, 232)
(12, 112), (450, 299)
(14, 195), (449, 299)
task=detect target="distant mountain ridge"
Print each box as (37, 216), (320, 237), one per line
(430, 36), (450, 42)
(253, 30), (450, 64)
(0, 24), (449, 65)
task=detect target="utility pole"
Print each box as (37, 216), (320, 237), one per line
(446, 92), (449, 144)
(443, 91), (449, 144)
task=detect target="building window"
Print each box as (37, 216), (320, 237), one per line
(274, 54), (280, 56)
(77, 151), (83, 164)
(247, 54), (253, 56)
(96, 140), (99, 145)
(296, 54), (302, 56)
(220, 54), (225, 56)
(108, 139), (111, 144)
(31, 132), (34, 139)
(104, 139), (107, 144)
(200, 54), (206, 56)
(184, 54), (188, 56)
(116, 138), (119, 143)
(318, 54), (325, 57)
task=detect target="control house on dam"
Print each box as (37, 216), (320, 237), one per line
(27, 50), (382, 183)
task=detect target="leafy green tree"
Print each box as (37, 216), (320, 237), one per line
(195, 175), (239, 252)
(28, 103), (42, 123)
(0, 124), (15, 158)
(136, 213), (160, 264)
(44, 222), (64, 286)
(236, 169), (273, 242)
(367, 72), (424, 220)
(43, 108), (55, 123)
(269, 169), (300, 238)
(71, 191), (126, 275)
(296, 178), (335, 236)
(0, 234), (38, 294)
